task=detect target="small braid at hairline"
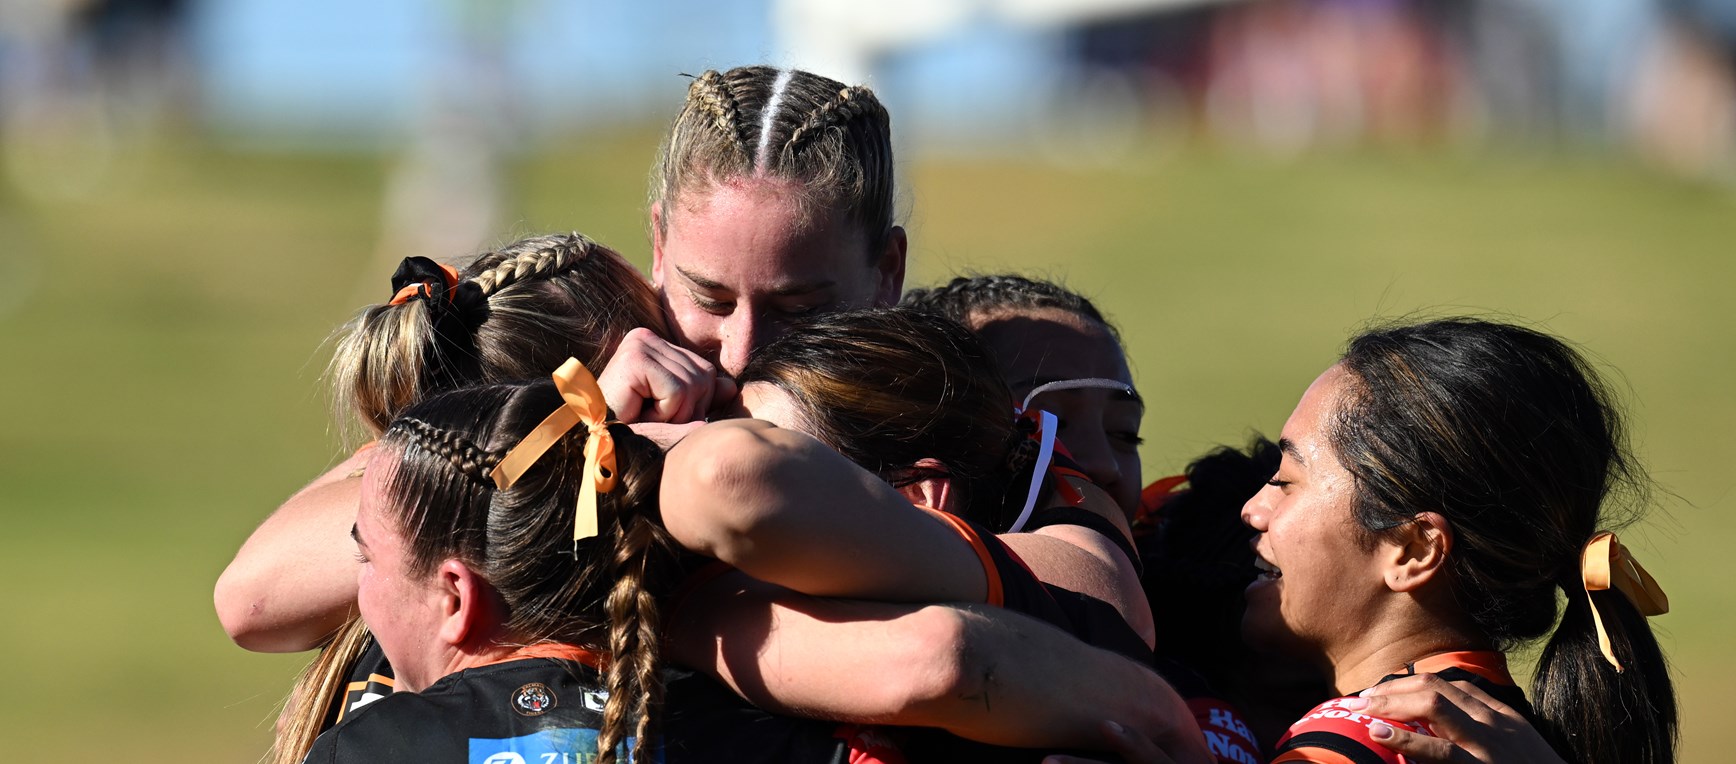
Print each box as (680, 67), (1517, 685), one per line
(782, 86), (883, 157)
(391, 417), (505, 485)
(469, 233), (596, 297)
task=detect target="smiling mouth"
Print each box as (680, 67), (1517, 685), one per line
(1254, 557), (1282, 580)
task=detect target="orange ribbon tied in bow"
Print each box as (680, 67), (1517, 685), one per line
(489, 358), (618, 548)
(1581, 531), (1669, 672)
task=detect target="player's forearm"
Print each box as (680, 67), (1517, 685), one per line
(667, 577), (1204, 759)
(215, 471), (362, 652)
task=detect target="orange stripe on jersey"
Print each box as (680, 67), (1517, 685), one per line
(341, 674), (394, 694)
(915, 505), (1004, 607)
(475, 642), (607, 671)
(1406, 651), (1513, 687)
(1272, 749), (1362, 764)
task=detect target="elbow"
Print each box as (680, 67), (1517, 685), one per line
(662, 424), (787, 560)
(213, 568), (320, 653)
(213, 569), (270, 649)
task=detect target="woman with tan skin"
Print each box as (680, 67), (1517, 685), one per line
(1238, 318), (1673, 764)
(1060, 319), (1670, 764)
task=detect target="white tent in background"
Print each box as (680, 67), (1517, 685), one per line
(773, 0), (1235, 83)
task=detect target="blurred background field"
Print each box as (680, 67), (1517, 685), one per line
(2, 0), (1734, 762)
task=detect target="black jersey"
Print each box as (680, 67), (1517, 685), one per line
(302, 646), (874, 764)
(323, 636), (393, 730)
(895, 510), (1154, 763)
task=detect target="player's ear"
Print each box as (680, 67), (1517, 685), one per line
(896, 458), (955, 513)
(872, 226), (907, 307)
(435, 558), (498, 647)
(1384, 511), (1453, 593)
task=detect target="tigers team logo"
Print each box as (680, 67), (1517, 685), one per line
(511, 682), (557, 717)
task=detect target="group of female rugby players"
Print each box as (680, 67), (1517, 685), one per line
(214, 66), (1677, 764)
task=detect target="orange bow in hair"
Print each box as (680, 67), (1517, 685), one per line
(1581, 531), (1669, 672)
(489, 358), (618, 547)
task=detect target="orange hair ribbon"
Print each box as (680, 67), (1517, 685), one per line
(1580, 531), (1669, 672)
(388, 260), (461, 306)
(488, 358), (618, 548)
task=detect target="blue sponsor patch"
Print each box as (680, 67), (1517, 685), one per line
(469, 729), (657, 764)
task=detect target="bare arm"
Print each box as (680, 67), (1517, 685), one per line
(660, 419), (987, 603)
(665, 572), (1211, 763)
(1000, 477), (1155, 646)
(213, 453), (366, 652)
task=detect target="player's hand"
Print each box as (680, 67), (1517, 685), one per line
(598, 328), (737, 424)
(1351, 674), (1566, 764)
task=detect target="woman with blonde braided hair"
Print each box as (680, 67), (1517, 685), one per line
(601, 65), (905, 407)
(213, 233), (667, 762)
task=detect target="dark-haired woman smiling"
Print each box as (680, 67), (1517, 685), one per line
(1242, 318), (1674, 764)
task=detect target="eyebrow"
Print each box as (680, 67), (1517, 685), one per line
(675, 265), (835, 297)
(1278, 437), (1306, 467)
(1016, 376), (1146, 408)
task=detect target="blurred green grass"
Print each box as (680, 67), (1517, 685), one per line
(2, 130), (1729, 762)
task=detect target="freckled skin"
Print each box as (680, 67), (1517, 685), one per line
(652, 177), (902, 377)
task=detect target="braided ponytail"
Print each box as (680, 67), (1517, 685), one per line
(468, 232), (594, 297)
(329, 232), (664, 436)
(595, 422), (673, 764)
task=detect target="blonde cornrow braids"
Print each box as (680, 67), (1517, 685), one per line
(651, 66), (897, 261)
(781, 85), (887, 157)
(686, 70), (753, 162)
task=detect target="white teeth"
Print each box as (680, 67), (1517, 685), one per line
(1254, 558), (1282, 577)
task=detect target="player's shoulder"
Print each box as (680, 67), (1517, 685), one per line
(1272, 696), (1422, 764)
